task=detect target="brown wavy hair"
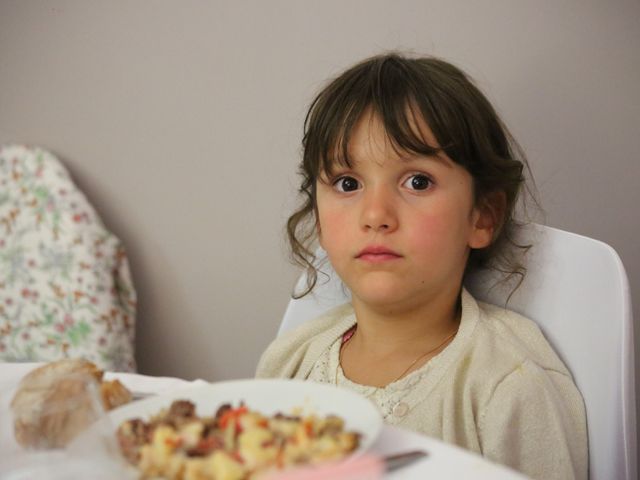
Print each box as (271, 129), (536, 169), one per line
(287, 52), (534, 298)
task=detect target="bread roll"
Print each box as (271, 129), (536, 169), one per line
(10, 358), (132, 448)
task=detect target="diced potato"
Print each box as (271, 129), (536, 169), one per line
(238, 427), (277, 469)
(268, 417), (299, 437)
(183, 458), (207, 480)
(310, 435), (341, 461)
(206, 450), (246, 480)
(179, 421), (204, 450)
(139, 425), (180, 474)
(238, 411), (267, 430)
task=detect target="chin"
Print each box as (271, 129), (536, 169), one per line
(350, 281), (411, 309)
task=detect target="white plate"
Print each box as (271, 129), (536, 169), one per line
(109, 378), (383, 455)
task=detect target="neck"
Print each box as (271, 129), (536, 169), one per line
(350, 287), (462, 356)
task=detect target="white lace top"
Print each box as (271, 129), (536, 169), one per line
(307, 333), (444, 422)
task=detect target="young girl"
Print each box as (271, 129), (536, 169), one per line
(256, 53), (587, 480)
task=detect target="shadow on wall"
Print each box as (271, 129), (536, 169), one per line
(58, 150), (194, 376)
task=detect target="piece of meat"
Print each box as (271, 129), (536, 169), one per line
(116, 418), (151, 465)
(185, 434), (225, 457)
(168, 400), (196, 418)
(215, 403), (232, 420)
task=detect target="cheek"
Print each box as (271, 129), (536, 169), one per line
(408, 209), (472, 253)
(317, 208), (349, 249)
(409, 216), (449, 249)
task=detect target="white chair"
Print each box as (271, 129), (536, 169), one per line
(279, 223), (637, 480)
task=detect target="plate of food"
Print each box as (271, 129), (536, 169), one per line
(107, 378), (383, 479)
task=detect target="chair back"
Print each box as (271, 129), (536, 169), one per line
(0, 145), (137, 371)
(279, 223), (637, 480)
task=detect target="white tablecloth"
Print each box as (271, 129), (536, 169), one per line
(0, 362), (527, 479)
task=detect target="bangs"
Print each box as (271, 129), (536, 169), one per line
(303, 55), (454, 179)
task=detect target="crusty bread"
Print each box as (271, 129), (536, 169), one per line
(100, 379), (133, 410)
(10, 358), (132, 448)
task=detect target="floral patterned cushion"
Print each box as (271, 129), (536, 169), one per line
(0, 145), (136, 371)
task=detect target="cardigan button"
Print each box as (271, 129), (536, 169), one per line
(392, 402), (409, 418)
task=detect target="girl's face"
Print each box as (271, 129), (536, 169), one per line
(315, 110), (495, 313)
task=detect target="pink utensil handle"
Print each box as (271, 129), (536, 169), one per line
(262, 455), (384, 480)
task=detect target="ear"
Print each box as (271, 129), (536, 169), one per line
(468, 191), (506, 249)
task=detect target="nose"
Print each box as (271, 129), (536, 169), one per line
(360, 185), (398, 233)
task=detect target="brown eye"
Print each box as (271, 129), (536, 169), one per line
(403, 174), (432, 191)
(334, 176), (360, 192)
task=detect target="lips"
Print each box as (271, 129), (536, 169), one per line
(355, 246), (402, 262)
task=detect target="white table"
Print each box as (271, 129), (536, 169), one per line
(0, 363), (527, 479)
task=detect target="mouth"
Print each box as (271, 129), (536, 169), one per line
(355, 246), (402, 263)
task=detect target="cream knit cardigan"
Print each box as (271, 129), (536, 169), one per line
(256, 289), (588, 480)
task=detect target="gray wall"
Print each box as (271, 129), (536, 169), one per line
(1, 0), (639, 445)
